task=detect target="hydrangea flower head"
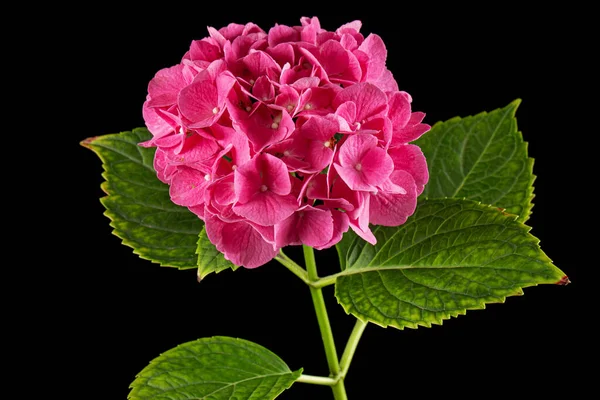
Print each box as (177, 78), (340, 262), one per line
(141, 17), (430, 268)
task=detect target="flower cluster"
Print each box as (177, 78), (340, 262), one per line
(141, 17), (430, 268)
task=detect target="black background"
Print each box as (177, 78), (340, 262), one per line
(52, 3), (591, 399)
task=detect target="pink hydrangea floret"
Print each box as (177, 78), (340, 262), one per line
(141, 17), (430, 268)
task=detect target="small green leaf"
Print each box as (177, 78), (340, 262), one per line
(197, 226), (239, 280)
(414, 99), (534, 222)
(81, 128), (202, 269)
(335, 198), (568, 330)
(129, 336), (303, 400)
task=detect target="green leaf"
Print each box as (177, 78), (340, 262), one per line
(197, 226), (239, 280)
(335, 198), (568, 330)
(129, 336), (303, 400)
(414, 99), (534, 222)
(81, 128), (203, 269)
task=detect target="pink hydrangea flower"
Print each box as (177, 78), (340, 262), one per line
(140, 17), (430, 268)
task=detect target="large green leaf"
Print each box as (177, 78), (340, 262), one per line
(335, 198), (568, 330)
(129, 336), (302, 400)
(414, 99), (534, 222)
(197, 226), (239, 280)
(81, 128), (202, 269)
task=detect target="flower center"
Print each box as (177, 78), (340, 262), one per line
(324, 137), (336, 148)
(354, 163), (362, 171)
(212, 107), (220, 114)
(260, 184), (268, 192)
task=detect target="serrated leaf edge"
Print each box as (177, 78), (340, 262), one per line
(334, 198), (566, 330)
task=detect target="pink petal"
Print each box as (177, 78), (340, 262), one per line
(187, 38), (222, 63)
(388, 144), (429, 195)
(338, 133), (378, 168)
(319, 40), (363, 85)
(370, 68), (399, 93)
(268, 43), (296, 66)
(169, 166), (210, 207)
(207, 26), (227, 48)
(333, 82), (388, 123)
(336, 134), (394, 189)
(178, 70), (235, 129)
(204, 178), (244, 223)
(260, 153), (294, 196)
(225, 81), (256, 122)
(335, 101), (357, 127)
(242, 22), (266, 36)
(313, 208), (350, 250)
(347, 192), (376, 244)
(229, 34), (258, 61)
(234, 153), (291, 203)
(232, 104), (294, 152)
(291, 76), (321, 91)
(362, 117), (393, 148)
(275, 205), (334, 248)
(340, 33), (359, 51)
(166, 132), (220, 165)
(241, 50), (282, 82)
(233, 192), (298, 226)
(274, 85), (300, 116)
(217, 23), (245, 39)
(357, 34), (387, 82)
(209, 124), (251, 167)
(369, 169), (417, 226)
(349, 218), (377, 245)
(280, 59), (314, 86)
(142, 103), (178, 140)
(317, 40), (349, 77)
(188, 204), (205, 220)
(359, 146), (394, 185)
(252, 75), (275, 103)
(305, 173), (329, 201)
(178, 80), (219, 128)
(205, 215), (278, 268)
(268, 23), (300, 47)
(300, 17), (320, 44)
(393, 113), (431, 144)
(151, 148), (170, 183)
(212, 174), (236, 206)
(151, 133), (186, 153)
(146, 64), (190, 108)
(266, 138), (311, 172)
(301, 16), (321, 28)
(336, 20), (362, 35)
(304, 140), (334, 172)
(297, 86), (338, 116)
(387, 91), (412, 130)
(297, 206), (334, 247)
(327, 174), (362, 212)
(300, 114), (340, 140)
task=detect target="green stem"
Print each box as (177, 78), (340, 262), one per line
(312, 272), (341, 288)
(339, 319), (367, 378)
(296, 374), (338, 386)
(303, 245), (348, 400)
(274, 250), (310, 285)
